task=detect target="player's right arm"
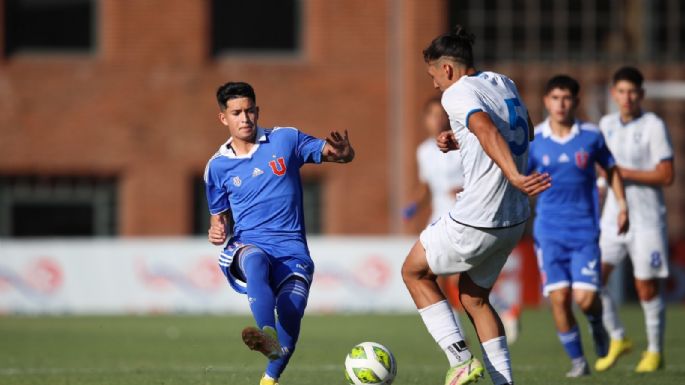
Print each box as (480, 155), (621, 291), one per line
(208, 213), (229, 246)
(468, 111), (551, 197)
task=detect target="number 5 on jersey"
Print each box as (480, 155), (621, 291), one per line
(505, 98), (529, 156)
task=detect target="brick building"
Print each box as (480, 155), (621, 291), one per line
(0, 0), (683, 240)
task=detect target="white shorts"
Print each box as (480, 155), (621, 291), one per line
(600, 227), (669, 280)
(419, 215), (525, 289)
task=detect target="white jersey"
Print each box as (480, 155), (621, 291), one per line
(599, 112), (673, 230)
(417, 138), (465, 223)
(441, 71), (531, 228)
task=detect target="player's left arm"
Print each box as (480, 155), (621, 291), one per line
(468, 111), (551, 197)
(322, 130), (355, 163)
(617, 160), (674, 186)
(605, 165), (630, 234)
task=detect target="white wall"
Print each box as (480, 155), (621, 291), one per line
(0, 237), (418, 315)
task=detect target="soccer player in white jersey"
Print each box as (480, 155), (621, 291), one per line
(401, 26), (551, 385)
(404, 97), (522, 345)
(595, 67), (675, 373)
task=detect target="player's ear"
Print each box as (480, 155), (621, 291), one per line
(218, 112), (229, 126)
(443, 62), (453, 80)
(255, 106), (260, 120)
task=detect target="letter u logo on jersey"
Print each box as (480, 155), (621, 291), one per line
(575, 149), (589, 170)
(269, 157), (287, 176)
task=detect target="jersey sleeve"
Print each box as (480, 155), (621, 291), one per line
(204, 161), (230, 215)
(296, 129), (326, 164)
(649, 118), (674, 164)
(594, 133), (616, 170)
(441, 84), (485, 130)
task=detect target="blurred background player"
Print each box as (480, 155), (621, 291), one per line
(404, 97), (521, 344)
(205, 82), (355, 385)
(528, 75), (629, 377)
(401, 25), (550, 385)
(595, 67), (675, 373)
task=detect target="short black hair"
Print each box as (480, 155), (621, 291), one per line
(612, 66), (644, 88)
(544, 75), (580, 97)
(423, 25), (475, 67)
(216, 82), (256, 110)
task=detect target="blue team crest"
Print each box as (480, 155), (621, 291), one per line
(232, 176), (242, 187)
(575, 148), (589, 169)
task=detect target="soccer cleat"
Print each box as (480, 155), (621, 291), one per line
(595, 338), (633, 372)
(242, 326), (282, 360)
(444, 357), (485, 385)
(259, 374), (279, 385)
(565, 359), (590, 378)
(635, 351), (663, 373)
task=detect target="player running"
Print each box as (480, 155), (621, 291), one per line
(204, 82), (354, 385)
(404, 97), (522, 345)
(529, 75), (629, 377)
(401, 26), (551, 385)
(595, 67), (675, 373)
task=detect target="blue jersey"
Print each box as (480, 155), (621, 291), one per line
(204, 127), (326, 261)
(528, 119), (615, 241)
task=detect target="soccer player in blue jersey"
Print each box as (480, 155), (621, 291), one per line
(204, 82), (354, 385)
(529, 75), (629, 377)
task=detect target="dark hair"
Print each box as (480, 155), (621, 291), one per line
(423, 25), (475, 67)
(216, 82), (256, 110)
(544, 75), (580, 97)
(612, 66), (643, 88)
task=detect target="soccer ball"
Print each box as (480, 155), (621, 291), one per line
(344, 341), (397, 385)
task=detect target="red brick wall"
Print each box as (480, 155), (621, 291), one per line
(0, 0), (683, 239)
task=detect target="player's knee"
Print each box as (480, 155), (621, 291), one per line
(573, 290), (596, 312)
(635, 280), (658, 301)
(459, 291), (487, 311)
(548, 288), (572, 309)
(401, 242), (433, 284)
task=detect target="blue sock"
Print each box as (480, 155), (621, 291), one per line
(239, 246), (276, 329)
(586, 311), (609, 357)
(266, 278), (310, 379)
(557, 325), (584, 361)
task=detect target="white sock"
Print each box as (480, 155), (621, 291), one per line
(640, 296), (665, 353)
(419, 300), (472, 366)
(481, 336), (513, 385)
(600, 288), (625, 340)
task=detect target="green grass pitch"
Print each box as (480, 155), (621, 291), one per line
(1, 306), (684, 384)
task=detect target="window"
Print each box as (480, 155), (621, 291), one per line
(3, 0), (96, 56)
(211, 0), (301, 56)
(0, 176), (117, 237)
(191, 177), (322, 235)
(448, 0), (685, 62)
(302, 179), (322, 234)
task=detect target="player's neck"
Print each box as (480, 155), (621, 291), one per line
(230, 136), (257, 155)
(549, 119), (574, 138)
(619, 109), (641, 124)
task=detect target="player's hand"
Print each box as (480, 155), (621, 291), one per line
(208, 224), (227, 246)
(436, 131), (459, 153)
(511, 172), (552, 197)
(324, 130), (354, 162)
(617, 209), (629, 235)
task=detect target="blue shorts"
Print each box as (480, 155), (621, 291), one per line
(218, 239), (315, 295)
(535, 237), (601, 297)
